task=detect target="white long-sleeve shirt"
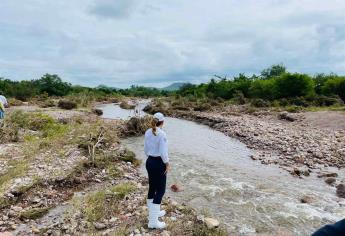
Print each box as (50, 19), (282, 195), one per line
(144, 127), (169, 163)
(0, 96), (8, 106)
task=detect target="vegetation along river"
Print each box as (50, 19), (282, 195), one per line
(100, 103), (344, 235)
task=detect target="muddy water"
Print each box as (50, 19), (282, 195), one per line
(102, 103), (344, 235)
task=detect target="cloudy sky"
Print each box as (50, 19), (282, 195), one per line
(0, 0), (344, 88)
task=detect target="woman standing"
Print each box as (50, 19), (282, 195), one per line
(144, 112), (170, 229)
(0, 101), (5, 120)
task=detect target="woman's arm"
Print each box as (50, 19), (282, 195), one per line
(159, 134), (170, 174)
(144, 133), (149, 157)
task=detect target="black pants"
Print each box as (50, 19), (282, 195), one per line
(146, 156), (166, 204)
(312, 219), (345, 236)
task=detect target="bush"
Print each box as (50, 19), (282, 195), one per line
(307, 95), (343, 107)
(233, 91), (246, 105)
(39, 99), (56, 108)
(194, 103), (212, 111)
(285, 105), (302, 113)
(251, 99), (270, 107)
(8, 98), (23, 106)
(289, 97), (308, 107)
(249, 79), (276, 100)
(321, 77), (345, 102)
(274, 73), (314, 99)
(58, 99), (77, 110)
(119, 101), (135, 109)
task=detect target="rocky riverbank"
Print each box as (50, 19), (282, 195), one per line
(144, 100), (345, 193)
(0, 105), (226, 236)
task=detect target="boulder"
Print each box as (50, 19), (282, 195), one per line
(278, 112), (297, 122)
(204, 217), (220, 229)
(92, 108), (103, 116)
(93, 222), (106, 230)
(336, 184), (345, 198)
(325, 178), (336, 185)
(300, 195), (313, 204)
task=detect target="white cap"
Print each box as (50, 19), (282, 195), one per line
(153, 112), (165, 122)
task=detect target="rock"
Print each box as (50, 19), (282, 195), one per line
(278, 112), (297, 122)
(196, 215), (205, 223)
(301, 195), (313, 204)
(292, 168), (301, 176)
(170, 184), (183, 192)
(92, 108), (103, 116)
(161, 230), (170, 236)
(31, 227), (40, 233)
(204, 217), (220, 229)
(93, 222), (106, 230)
(318, 172), (338, 178)
(325, 178), (336, 185)
(336, 184), (345, 198)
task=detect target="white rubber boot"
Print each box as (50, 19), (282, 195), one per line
(148, 203), (166, 229)
(147, 199), (166, 217)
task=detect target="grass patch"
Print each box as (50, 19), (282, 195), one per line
(82, 183), (136, 222)
(192, 224), (228, 236)
(120, 150), (141, 167)
(19, 207), (50, 220)
(108, 183), (136, 199)
(106, 165), (123, 178)
(0, 159), (29, 193)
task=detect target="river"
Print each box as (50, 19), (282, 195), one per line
(100, 103), (344, 235)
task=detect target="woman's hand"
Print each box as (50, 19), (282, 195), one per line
(164, 163), (171, 175)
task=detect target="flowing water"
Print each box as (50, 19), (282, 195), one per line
(100, 103), (345, 235)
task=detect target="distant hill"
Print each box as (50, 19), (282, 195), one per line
(161, 82), (189, 91)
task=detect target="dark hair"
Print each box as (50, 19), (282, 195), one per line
(152, 119), (164, 136)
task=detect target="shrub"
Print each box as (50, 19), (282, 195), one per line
(285, 105), (302, 113)
(119, 101), (135, 109)
(39, 99), (56, 108)
(321, 77), (345, 102)
(119, 149), (141, 167)
(58, 99), (77, 110)
(251, 99), (270, 107)
(233, 91), (246, 105)
(274, 73), (314, 98)
(249, 79), (276, 100)
(124, 116), (153, 136)
(8, 98), (23, 106)
(289, 97), (308, 107)
(194, 103), (212, 111)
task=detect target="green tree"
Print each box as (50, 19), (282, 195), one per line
(261, 64), (286, 79)
(322, 77), (345, 102)
(274, 73), (314, 98)
(33, 74), (71, 96)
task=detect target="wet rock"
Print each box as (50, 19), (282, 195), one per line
(325, 178), (336, 185)
(92, 108), (103, 116)
(93, 222), (106, 230)
(336, 184), (345, 198)
(170, 184), (183, 192)
(204, 217), (219, 229)
(301, 195), (314, 204)
(318, 172), (338, 178)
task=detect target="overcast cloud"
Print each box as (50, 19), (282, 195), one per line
(0, 0), (344, 87)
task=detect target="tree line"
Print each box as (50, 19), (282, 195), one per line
(177, 64), (345, 107)
(1, 65), (344, 107)
(0, 74), (166, 100)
